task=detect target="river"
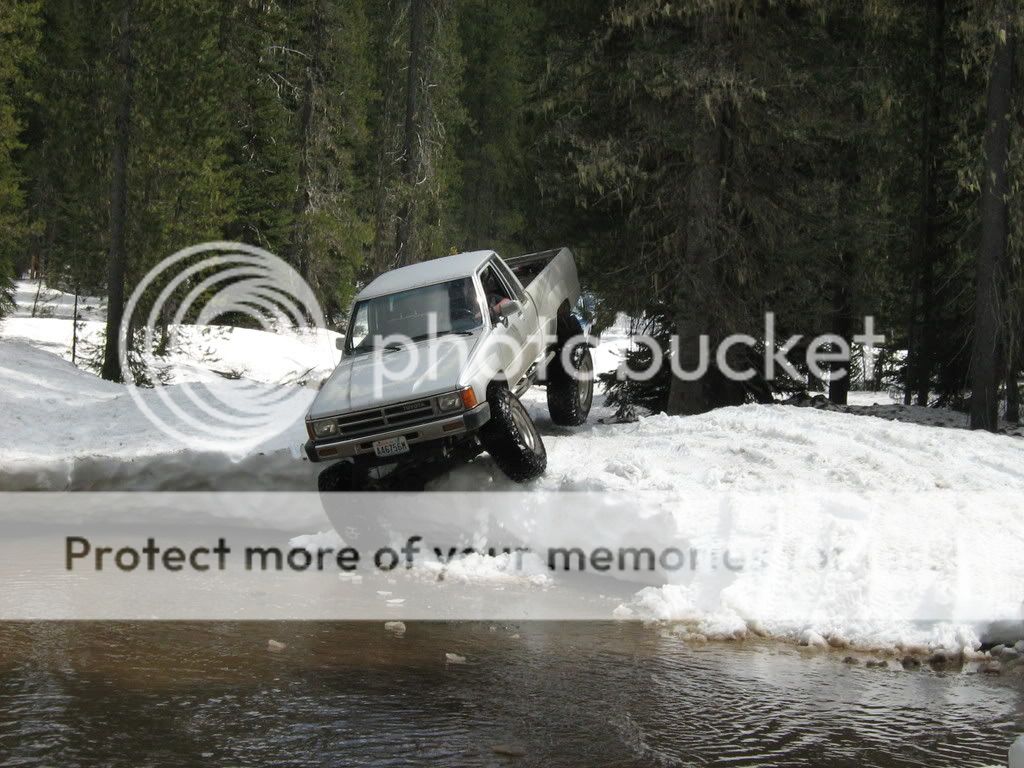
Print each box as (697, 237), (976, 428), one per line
(0, 621), (1019, 767)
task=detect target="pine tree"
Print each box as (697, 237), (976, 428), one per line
(969, 6), (1017, 431)
(0, 0), (42, 317)
(99, 0), (133, 382)
(22, 0), (109, 307)
(367, 0), (465, 275)
(217, 0), (295, 254)
(453, 0), (538, 254)
(283, 0), (374, 319)
(543, 0), (851, 413)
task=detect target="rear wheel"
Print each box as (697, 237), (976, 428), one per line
(547, 316), (594, 426)
(479, 386), (547, 482)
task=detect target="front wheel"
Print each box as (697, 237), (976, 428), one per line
(479, 386), (547, 482)
(317, 460), (367, 492)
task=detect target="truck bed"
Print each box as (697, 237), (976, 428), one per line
(505, 248), (565, 288)
(506, 247), (580, 337)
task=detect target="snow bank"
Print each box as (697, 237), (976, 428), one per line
(5, 279), (340, 389)
(1, 279), (335, 487)
(3, 287), (1023, 653)
(509, 397), (1024, 494)
(0, 337), (317, 489)
(432, 325), (1024, 653)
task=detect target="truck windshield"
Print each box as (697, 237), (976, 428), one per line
(346, 277), (482, 353)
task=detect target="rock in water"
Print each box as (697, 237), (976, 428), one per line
(445, 652), (466, 665)
(843, 656), (859, 665)
(997, 647), (1020, 662)
(900, 655), (921, 670)
(928, 651), (949, 668)
(799, 630), (828, 649)
(384, 621), (406, 637)
(267, 639), (287, 653)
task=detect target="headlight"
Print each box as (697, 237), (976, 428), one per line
(312, 420), (338, 438)
(438, 393), (462, 412)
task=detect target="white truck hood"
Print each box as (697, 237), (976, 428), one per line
(308, 332), (482, 419)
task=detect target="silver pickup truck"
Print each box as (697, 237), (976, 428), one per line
(305, 248), (594, 488)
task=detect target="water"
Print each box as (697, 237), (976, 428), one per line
(0, 622), (1019, 767)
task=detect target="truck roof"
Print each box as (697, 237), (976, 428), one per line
(356, 250), (496, 300)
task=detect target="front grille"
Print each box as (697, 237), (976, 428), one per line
(332, 397), (438, 439)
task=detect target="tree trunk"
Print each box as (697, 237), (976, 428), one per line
(31, 273), (43, 318)
(828, 253), (854, 406)
(829, 71), (863, 408)
(100, 0), (134, 383)
(1007, 343), (1020, 423)
(289, 0), (324, 287)
(393, 0), (425, 267)
(873, 344), (888, 392)
(911, 0), (946, 406)
(969, 23), (1015, 431)
(667, 312), (708, 415)
(666, 103), (723, 413)
(71, 285), (79, 365)
(291, 74), (314, 282)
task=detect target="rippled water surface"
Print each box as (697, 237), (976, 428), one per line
(0, 622), (1020, 767)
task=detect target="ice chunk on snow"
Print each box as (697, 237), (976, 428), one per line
(417, 552), (552, 588)
(384, 621), (406, 637)
(289, 530), (345, 552)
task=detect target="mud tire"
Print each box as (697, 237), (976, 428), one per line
(479, 386), (547, 482)
(546, 316), (594, 426)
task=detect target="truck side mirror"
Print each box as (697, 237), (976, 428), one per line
(335, 335), (346, 351)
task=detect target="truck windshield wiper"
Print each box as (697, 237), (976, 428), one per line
(409, 330), (475, 342)
(353, 341), (405, 354)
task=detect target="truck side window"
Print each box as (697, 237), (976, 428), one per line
(479, 264), (515, 324)
(493, 259), (526, 302)
(349, 303), (369, 349)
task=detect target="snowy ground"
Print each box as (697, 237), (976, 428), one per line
(2, 282), (1023, 658)
(6, 280), (341, 387)
(11, 279), (107, 322)
(800, 388), (1024, 437)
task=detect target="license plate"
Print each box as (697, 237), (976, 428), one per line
(373, 436), (410, 458)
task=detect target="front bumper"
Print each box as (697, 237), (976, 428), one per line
(304, 402), (491, 463)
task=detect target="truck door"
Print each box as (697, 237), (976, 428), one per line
(479, 261), (537, 385)
(494, 257), (542, 365)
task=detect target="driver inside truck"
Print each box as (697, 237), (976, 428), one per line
(480, 267), (513, 324)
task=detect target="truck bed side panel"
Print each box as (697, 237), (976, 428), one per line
(510, 248), (580, 338)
